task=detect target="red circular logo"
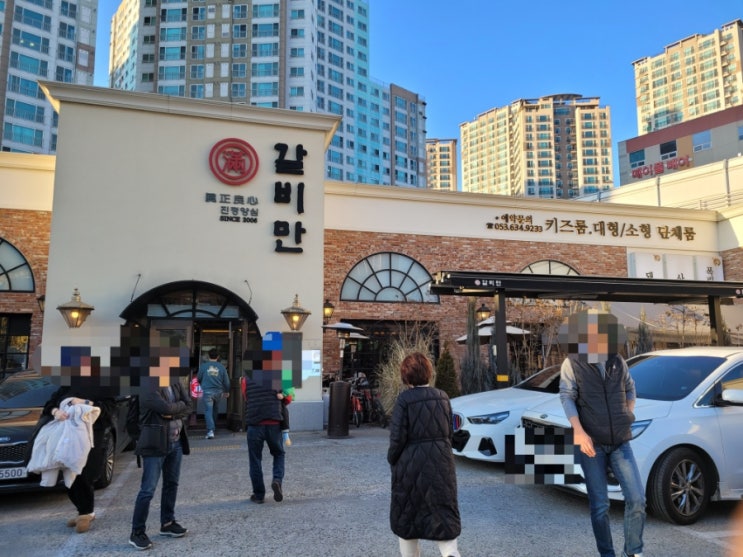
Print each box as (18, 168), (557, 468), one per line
(209, 138), (259, 186)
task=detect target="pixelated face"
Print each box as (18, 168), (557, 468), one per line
(557, 309), (626, 363)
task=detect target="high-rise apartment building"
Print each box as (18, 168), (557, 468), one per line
(633, 19), (743, 135)
(426, 138), (457, 191)
(109, 0), (426, 186)
(0, 0), (97, 152)
(460, 94), (613, 198)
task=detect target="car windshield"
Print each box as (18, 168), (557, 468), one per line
(0, 375), (58, 409)
(628, 354), (723, 401)
(516, 365), (562, 394)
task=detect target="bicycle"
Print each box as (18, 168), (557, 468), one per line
(349, 380), (364, 428)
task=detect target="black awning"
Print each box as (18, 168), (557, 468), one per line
(431, 271), (743, 305)
(120, 280), (258, 323)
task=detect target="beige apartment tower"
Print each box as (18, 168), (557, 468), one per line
(426, 138), (458, 191)
(634, 19), (743, 135)
(460, 94), (613, 199)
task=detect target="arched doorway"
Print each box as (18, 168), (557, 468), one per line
(120, 280), (260, 430)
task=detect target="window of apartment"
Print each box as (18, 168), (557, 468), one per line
(60, 1), (77, 18)
(5, 99), (44, 123)
(738, 126), (743, 141)
(191, 25), (205, 40)
(231, 83), (246, 98)
(251, 62), (277, 77)
(629, 149), (645, 168)
(158, 65), (185, 80)
(290, 86), (304, 97)
(3, 122), (43, 146)
(251, 81), (277, 97)
(233, 24), (247, 38)
(190, 64), (204, 79)
(161, 27), (186, 41)
(189, 45), (204, 60)
(57, 44), (75, 62)
(232, 4), (247, 18)
(290, 47), (304, 58)
(289, 66), (304, 77)
(693, 130), (711, 152)
(190, 84), (204, 99)
(252, 23), (278, 37)
(58, 22), (75, 41)
(252, 4), (278, 18)
(192, 6), (205, 20)
(290, 28), (305, 38)
(659, 140), (677, 160)
(141, 72), (154, 82)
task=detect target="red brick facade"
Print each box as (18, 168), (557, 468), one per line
(0, 209), (51, 360)
(322, 229), (629, 374)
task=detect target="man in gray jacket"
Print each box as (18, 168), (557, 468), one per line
(559, 309), (645, 557)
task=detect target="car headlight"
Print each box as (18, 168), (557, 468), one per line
(631, 419), (652, 439)
(467, 411), (510, 425)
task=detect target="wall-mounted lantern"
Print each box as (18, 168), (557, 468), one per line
(57, 288), (95, 328)
(281, 294), (311, 332)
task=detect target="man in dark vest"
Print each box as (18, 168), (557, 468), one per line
(242, 374), (290, 504)
(559, 309), (645, 557)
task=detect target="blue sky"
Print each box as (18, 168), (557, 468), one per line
(94, 1), (742, 171)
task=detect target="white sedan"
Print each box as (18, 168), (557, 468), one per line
(520, 346), (743, 525)
(450, 365), (561, 463)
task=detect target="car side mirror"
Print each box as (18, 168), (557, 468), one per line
(721, 388), (743, 406)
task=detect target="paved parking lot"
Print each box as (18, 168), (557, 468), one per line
(0, 425), (738, 556)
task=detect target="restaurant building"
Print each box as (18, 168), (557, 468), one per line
(3, 84), (743, 430)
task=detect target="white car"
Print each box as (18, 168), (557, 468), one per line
(520, 347), (743, 525)
(450, 365), (561, 463)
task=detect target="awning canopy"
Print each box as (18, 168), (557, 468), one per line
(431, 271), (743, 383)
(430, 271), (743, 305)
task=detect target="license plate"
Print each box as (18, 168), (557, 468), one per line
(0, 466), (28, 480)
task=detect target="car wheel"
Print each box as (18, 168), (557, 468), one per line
(94, 430), (116, 489)
(648, 447), (711, 525)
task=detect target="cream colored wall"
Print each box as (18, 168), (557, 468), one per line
(39, 84), (338, 408)
(0, 153), (55, 211)
(324, 180), (721, 253)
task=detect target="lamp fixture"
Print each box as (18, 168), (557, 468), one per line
(57, 288), (95, 328)
(37, 295), (45, 313)
(476, 302), (492, 323)
(281, 294), (311, 332)
(322, 299), (335, 324)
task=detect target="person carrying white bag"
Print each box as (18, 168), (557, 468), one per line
(28, 397), (101, 489)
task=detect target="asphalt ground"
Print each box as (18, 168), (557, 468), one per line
(0, 425), (739, 557)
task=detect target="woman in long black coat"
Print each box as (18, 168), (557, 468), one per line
(388, 352), (462, 557)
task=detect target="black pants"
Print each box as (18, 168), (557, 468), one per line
(67, 429), (105, 515)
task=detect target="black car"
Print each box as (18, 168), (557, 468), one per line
(0, 371), (134, 492)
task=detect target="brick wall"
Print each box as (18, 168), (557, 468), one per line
(0, 209), (51, 361)
(323, 229), (629, 374)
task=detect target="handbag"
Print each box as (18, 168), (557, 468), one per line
(134, 410), (168, 454)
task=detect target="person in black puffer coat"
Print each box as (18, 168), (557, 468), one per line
(388, 352), (462, 557)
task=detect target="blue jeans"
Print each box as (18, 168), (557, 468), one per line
(247, 424), (285, 499)
(131, 440), (183, 533)
(203, 390), (222, 432)
(580, 441), (646, 557)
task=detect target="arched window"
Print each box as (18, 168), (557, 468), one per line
(521, 260), (579, 276)
(340, 252), (439, 303)
(0, 238), (34, 292)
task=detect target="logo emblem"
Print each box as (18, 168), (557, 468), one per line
(209, 138), (259, 186)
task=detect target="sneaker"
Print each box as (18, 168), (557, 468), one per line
(250, 494), (264, 504)
(623, 553), (643, 557)
(129, 530), (153, 550)
(205, 430), (214, 439)
(271, 480), (283, 502)
(160, 521), (187, 538)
